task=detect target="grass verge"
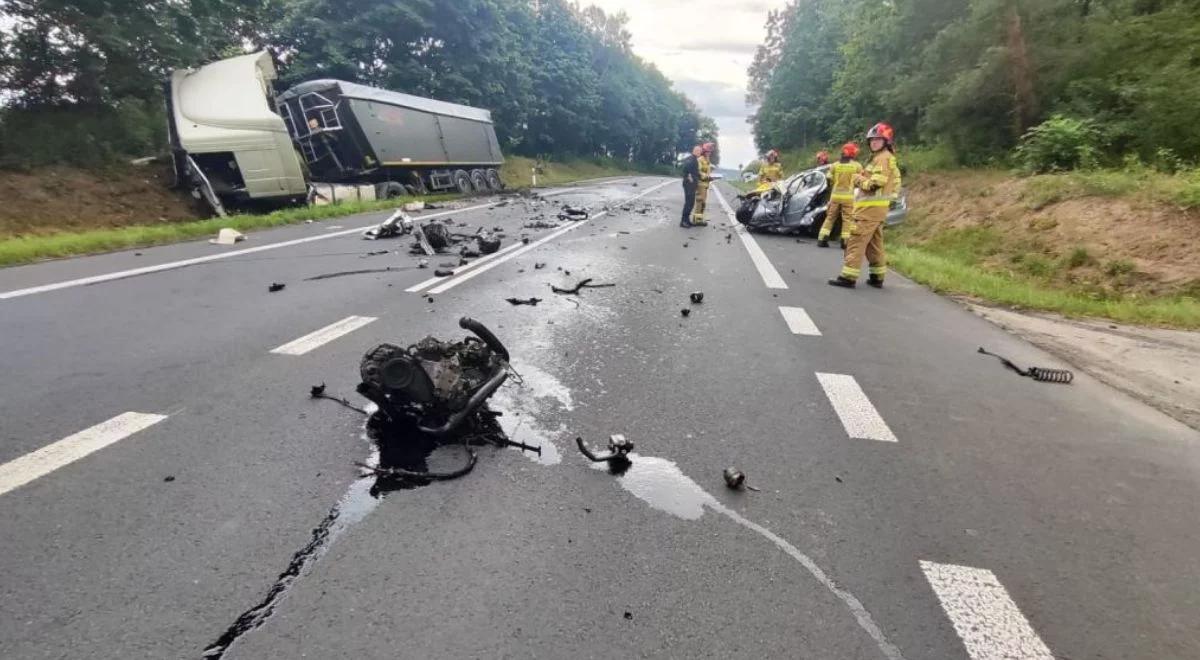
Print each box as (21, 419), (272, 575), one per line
(0, 157), (655, 268)
(888, 242), (1200, 328)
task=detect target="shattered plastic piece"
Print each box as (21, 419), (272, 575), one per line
(506, 297), (542, 306)
(680, 309), (690, 317)
(522, 237), (531, 244)
(364, 210), (413, 240)
(576, 435), (634, 463)
(268, 282), (286, 293)
(624, 611), (633, 620)
(723, 467), (761, 492)
(434, 269), (454, 277)
(362, 250), (389, 257)
(425, 295), (434, 304)
(478, 234), (502, 254)
(534, 262), (547, 270)
(402, 201), (425, 212)
(163, 475), (175, 483)
(461, 248), (481, 258)
(551, 278), (615, 295)
(209, 228), (246, 245)
(690, 292), (704, 304)
(418, 259), (429, 269)
(310, 383), (327, 397)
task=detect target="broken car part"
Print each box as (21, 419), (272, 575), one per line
(690, 292), (704, 304)
(363, 209), (413, 240)
(977, 347), (1074, 384)
(550, 278), (616, 295)
(268, 282), (286, 292)
(576, 435), (635, 463)
(722, 467), (761, 492)
(506, 297), (542, 306)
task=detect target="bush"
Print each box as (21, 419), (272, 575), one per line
(0, 100), (166, 169)
(1065, 247), (1092, 269)
(1014, 115), (1101, 174)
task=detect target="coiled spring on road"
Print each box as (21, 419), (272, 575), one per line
(978, 347), (1074, 384)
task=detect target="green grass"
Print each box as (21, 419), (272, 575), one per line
(1022, 166), (1200, 209)
(0, 156), (655, 267)
(888, 243), (1200, 328)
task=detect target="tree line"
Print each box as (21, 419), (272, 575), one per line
(0, 0), (716, 168)
(748, 0), (1200, 168)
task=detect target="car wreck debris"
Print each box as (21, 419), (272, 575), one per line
(680, 308), (690, 317)
(690, 292), (704, 304)
(559, 205), (589, 221)
(477, 234), (502, 254)
(268, 282), (286, 292)
(506, 297), (542, 306)
(576, 435), (634, 463)
(977, 347), (1074, 384)
(722, 467), (761, 492)
(434, 269), (454, 277)
(363, 210), (413, 240)
(551, 278), (615, 295)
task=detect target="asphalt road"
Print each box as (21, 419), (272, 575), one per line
(2, 176), (1198, 660)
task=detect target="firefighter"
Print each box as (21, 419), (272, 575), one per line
(691, 142), (715, 226)
(758, 149), (784, 186)
(817, 142), (864, 249)
(829, 123), (901, 289)
(815, 150), (830, 166)
(680, 144), (702, 227)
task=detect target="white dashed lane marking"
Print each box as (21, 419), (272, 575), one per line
(0, 412), (168, 497)
(710, 185), (788, 290)
(779, 306), (821, 336)
(815, 372), (898, 442)
(270, 315), (377, 356)
(920, 561), (1055, 660)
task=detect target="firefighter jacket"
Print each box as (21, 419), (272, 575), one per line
(855, 151), (901, 208)
(828, 160), (864, 203)
(759, 162), (784, 184)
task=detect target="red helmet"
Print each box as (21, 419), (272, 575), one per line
(765, 149), (779, 160)
(866, 122), (895, 146)
(702, 142), (715, 154)
(816, 150), (830, 164)
(841, 142), (859, 158)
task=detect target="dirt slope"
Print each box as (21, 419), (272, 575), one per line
(0, 164), (205, 237)
(906, 170), (1200, 298)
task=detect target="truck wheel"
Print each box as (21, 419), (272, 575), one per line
(469, 169), (488, 193)
(485, 169), (503, 191)
(453, 170), (473, 194)
(376, 181), (405, 200)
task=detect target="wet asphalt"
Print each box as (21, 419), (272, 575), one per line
(1, 176), (1199, 659)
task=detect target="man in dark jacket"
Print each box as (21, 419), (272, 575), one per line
(680, 144), (702, 227)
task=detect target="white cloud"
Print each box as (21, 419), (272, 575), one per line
(586, 0), (788, 167)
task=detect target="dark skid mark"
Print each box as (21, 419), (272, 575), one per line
(304, 268), (397, 281)
(201, 408), (516, 657)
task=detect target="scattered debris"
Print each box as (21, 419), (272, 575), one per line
(163, 475), (175, 483)
(524, 220), (560, 230)
(835, 476), (844, 483)
(551, 278), (615, 295)
(977, 347), (1074, 384)
(522, 237), (531, 244)
(134, 252), (143, 256)
(402, 201), (425, 212)
(506, 297), (542, 306)
(559, 205), (589, 221)
(460, 247), (482, 258)
(722, 467), (761, 492)
(631, 181), (639, 187)
(434, 269), (454, 277)
(308, 382), (368, 415)
(680, 308), (690, 317)
(618, 230), (631, 235)
(478, 234), (502, 254)
(491, 200), (510, 208)
(210, 228), (246, 245)
(362, 250), (389, 257)
(440, 261), (458, 268)
(268, 282), (286, 293)
(534, 262), (547, 270)
(418, 259), (429, 269)
(689, 292), (704, 304)
(425, 295), (435, 304)
(624, 611), (633, 620)
(683, 243), (688, 248)
(576, 435), (634, 463)
(364, 210), (413, 240)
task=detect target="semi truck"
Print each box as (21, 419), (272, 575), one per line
(166, 52), (505, 215)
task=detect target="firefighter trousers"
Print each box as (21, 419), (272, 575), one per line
(818, 200), (853, 241)
(840, 206), (888, 282)
(691, 183), (710, 225)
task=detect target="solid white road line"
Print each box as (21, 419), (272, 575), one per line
(710, 186), (788, 289)
(0, 204), (495, 301)
(0, 412), (168, 497)
(920, 561), (1055, 660)
(779, 306), (822, 336)
(405, 240), (526, 293)
(270, 315), (376, 355)
(815, 372), (898, 442)
(426, 179), (674, 295)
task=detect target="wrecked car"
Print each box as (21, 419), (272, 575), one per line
(735, 165), (908, 236)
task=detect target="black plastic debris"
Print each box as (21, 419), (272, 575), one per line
(680, 308), (690, 317)
(362, 249), (389, 257)
(551, 278), (615, 295)
(310, 383), (326, 397)
(534, 262), (547, 270)
(163, 475), (175, 482)
(977, 347), (1074, 384)
(506, 297), (542, 306)
(723, 467), (761, 492)
(461, 247), (481, 258)
(418, 259), (429, 269)
(690, 292), (704, 304)
(478, 235), (502, 254)
(624, 611), (633, 620)
(268, 282), (286, 293)
(683, 243), (688, 248)
(425, 295), (435, 304)
(522, 237), (531, 244)
(559, 205), (589, 221)
(434, 269), (454, 277)
(576, 435), (634, 463)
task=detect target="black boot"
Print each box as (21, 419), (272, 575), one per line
(867, 275), (884, 288)
(817, 239), (830, 248)
(827, 276), (856, 288)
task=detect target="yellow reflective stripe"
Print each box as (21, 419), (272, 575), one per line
(869, 265), (887, 275)
(841, 267), (861, 278)
(856, 199), (891, 208)
(831, 193), (854, 202)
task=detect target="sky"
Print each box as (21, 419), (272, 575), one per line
(587, 0), (788, 168)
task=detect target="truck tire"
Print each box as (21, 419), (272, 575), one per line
(453, 170), (473, 194)
(485, 169), (503, 191)
(376, 181), (405, 200)
(469, 169), (488, 193)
